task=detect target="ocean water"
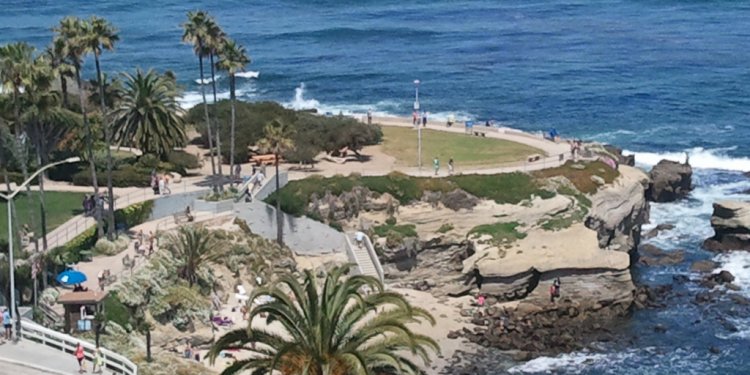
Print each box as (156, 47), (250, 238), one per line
(2, 1), (750, 373)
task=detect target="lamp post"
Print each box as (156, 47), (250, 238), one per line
(0, 156), (81, 340)
(414, 80), (421, 172)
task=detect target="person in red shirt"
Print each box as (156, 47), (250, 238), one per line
(75, 342), (87, 373)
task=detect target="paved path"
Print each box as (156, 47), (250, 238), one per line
(0, 340), (79, 374)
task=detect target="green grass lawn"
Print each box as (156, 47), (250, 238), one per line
(0, 191), (85, 242)
(380, 126), (543, 168)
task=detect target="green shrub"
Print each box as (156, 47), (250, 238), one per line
(437, 223), (454, 233)
(469, 222), (526, 243)
(385, 216), (397, 226)
(373, 223), (417, 238)
(114, 200), (154, 229)
(54, 227), (98, 263)
(537, 190), (557, 200)
(450, 172), (543, 205)
(93, 238), (118, 256)
(166, 150), (201, 173)
(72, 166), (151, 188)
(103, 292), (130, 328)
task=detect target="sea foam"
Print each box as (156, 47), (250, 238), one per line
(624, 147), (750, 172)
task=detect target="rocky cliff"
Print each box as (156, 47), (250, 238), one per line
(646, 159), (692, 202)
(704, 200), (750, 251)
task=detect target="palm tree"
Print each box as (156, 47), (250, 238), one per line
(205, 17), (226, 187)
(164, 226), (225, 287)
(182, 11), (217, 184)
(86, 16), (119, 240)
(0, 42), (37, 239)
(54, 16), (104, 237)
(21, 55), (80, 253)
(208, 266), (439, 375)
(45, 38), (74, 109)
(257, 119), (295, 245)
(112, 69), (186, 159)
(216, 38), (249, 188)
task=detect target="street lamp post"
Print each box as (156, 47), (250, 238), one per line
(414, 80), (421, 172)
(0, 156), (81, 340)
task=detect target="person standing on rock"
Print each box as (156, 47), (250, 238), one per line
(549, 284), (557, 303)
(554, 277), (561, 297)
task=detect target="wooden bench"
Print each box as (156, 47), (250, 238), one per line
(173, 211), (193, 224)
(250, 154), (280, 166)
(527, 154), (542, 162)
(473, 130), (487, 137)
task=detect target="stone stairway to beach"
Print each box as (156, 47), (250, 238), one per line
(346, 233), (383, 282)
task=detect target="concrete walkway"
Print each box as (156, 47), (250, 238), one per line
(0, 340), (79, 375)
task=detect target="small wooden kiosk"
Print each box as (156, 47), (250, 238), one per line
(58, 290), (108, 334)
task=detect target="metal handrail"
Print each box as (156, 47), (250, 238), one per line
(20, 318), (138, 375)
(361, 234), (384, 283)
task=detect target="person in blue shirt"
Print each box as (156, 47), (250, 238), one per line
(3, 308), (11, 340)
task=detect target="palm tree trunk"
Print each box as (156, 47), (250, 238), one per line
(12, 89), (37, 247)
(76, 67), (103, 238)
(199, 54), (217, 191)
(229, 74), (236, 189)
(95, 53), (116, 240)
(33, 123), (48, 252)
(209, 52), (223, 191)
(60, 75), (69, 109)
(275, 154), (283, 246)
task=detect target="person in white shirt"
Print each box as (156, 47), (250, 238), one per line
(355, 231), (366, 248)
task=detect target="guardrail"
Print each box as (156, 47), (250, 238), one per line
(362, 234), (384, 283)
(20, 318), (138, 375)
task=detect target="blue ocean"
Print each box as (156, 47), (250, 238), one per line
(3, 1), (750, 373)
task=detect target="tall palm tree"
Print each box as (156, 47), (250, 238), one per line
(20, 55), (80, 253)
(205, 17), (226, 187)
(112, 69), (186, 159)
(216, 38), (249, 188)
(0, 42), (37, 240)
(182, 11), (217, 185)
(86, 16), (119, 240)
(54, 16), (104, 237)
(45, 38), (74, 109)
(208, 266), (439, 375)
(164, 226), (225, 287)
(258, 119), (295, 245)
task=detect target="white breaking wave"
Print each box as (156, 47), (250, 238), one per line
(236, 71), (260, 79)
(178, 87), (254, 109)
(194, 74), (223, 85)
(624, 147), (750, 172)
(283, 82), (476, 121)
(508, 351), (635, 373)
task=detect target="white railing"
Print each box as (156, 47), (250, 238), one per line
(20, 318), (138, 375)
(36, 180), (195, 252)
(344, 233), (384, 284)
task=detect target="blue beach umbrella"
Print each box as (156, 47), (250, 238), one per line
(56, 269), (87, 285)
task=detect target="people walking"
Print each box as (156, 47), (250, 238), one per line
(448, 158), (454, 175)
(75, 342), (87, 373)
(367, 108), (373, 125)
(422, 111), (428, 127)
(433, 157), (440, 176)
(412, 110), (418, 126)
(92, 347), (104, 373)
(163, 175), (171, 195)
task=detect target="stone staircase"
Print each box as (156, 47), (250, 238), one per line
(345, 233), (384, 283)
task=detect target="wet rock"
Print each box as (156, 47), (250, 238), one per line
(709, 346), (721, 355)
(643, 223), (676, 239)
(653, 324), (668, 333)
(646, 159), (692, 202)
(512, 351), (532, 361)
(704, 200), (750, 251)
(603, 145), (635, 167)
(726, 283), (742, 292)
(711, 270), (735, 284)
(730, 294), (750, 305)
(721, 320), (739, 333)
(691, 260), (719, 273)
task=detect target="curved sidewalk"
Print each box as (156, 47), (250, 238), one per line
(0, 340), (79, 375)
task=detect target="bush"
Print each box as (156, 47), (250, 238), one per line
(373, 223), (417, 238)
(72, 166), (151, 188)
(469, 222), (527, 244)
(94, 238), (118, 256)
(436, 223), (454, 233)
(166, 151), (201, 173)
(114, 200), (154, 229)
(103, 292), (131, 328)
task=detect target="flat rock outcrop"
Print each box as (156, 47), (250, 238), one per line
(646, 159), (692, 202)
(586, 165), (650, 253)
(704, 200), (750, 251)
